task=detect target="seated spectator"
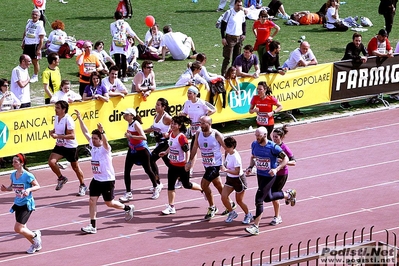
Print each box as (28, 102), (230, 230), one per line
(145, 23), (164, 55)
(325, 0), (348, 31)
(233, 44), (260, 78)
(102, 66), (128, 98)
(126, 36), (140, 77)
(0, 78), (20, 111)
(92, 40), (116, 74)
(82, 72), (109, 102)
(196, 53), (224, 83)
(132, 60), (156, 101)
(267, 0), (290, 19)
(261, 40), (287, 75)
(46, 20), (67, 54)
(175, 61), (210, 91)
(290, 11), (323, 25)
(50, 80), (82, 103)
(158, 25), (198, 62)
(225, 66), (240, 95)
(282, 41), (318, 70)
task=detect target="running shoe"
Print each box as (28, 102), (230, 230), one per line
(77, 185), (88, 196)
(26, 244), (38, 254)
(242, 213), (253, 224)
(151, 186), (161, 199)
(175, 180), (183, 189)
(81, 224), (97, 234)
(225, 210), (238, 223)
(55, 176), (68, 191)
(245, 224), (259, 235)
(150, 183), (164, 192)
(285, 189), (297, 206)
(119, 192), (133, 202)
(33, 230), (42, 250)
(30, 74), (38, 83)
(162, 204), (176, 215)
(124, 205), (135, 221)
(269, 216), (282, 226)
(204, 206), (218, 220)
(221, 202), (237, 215)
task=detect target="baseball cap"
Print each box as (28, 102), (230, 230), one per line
(378, 29), (388, 37)
(121, 108), (136, 116)
(187, 86), (199, 95)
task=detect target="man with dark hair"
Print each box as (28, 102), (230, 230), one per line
(220, 0), (247, 76)
(261, 40), (286, 75)
(233, 44), (260, 78)
(10, 55), (32, 108)
(158, 26), (198, 62)
(101, 66), (128, 98)
(42, 52), (61, 104)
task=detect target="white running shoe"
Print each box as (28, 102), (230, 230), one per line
(26, 244), (38, 254)
(151, 186), (160, 199)
(77, 185), (88, 196)
(225, 210), (238, 223)
(269, 216), (282, 226)
(150, 183), (164, 192)
(174, 180), (182, 189)
(162, 204), (176, 215)
(81, 224), (97, 234)
(30, 75), (38, 83)
(242, 213), (254, 224)
(124, 205), (135, 221)
(245, 224), (259, 235)
(33, 230), (42, 250)
(119, 192), (133, 202)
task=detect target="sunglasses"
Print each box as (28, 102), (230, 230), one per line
(146, 66), (154, 69)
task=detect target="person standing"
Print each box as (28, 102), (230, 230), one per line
(1, 153), (42, 254)
(159, 116), (203, 215)
(379, 0), (398, 36)
(269, 125), (296, 225)
(216, 0), (234, 12)
(42, 52), (61, 104)
(244, 127), (296, 235)
(220, 0), (247, 76)
(21, 9), (46, 83)
(10, 55), (32, 108)
(110, 11), (144, 82)
(48, 100), (87, 195)
(186, 116), (235, 220)
(249, 81), (283, 140)
(75, 110), (134, 234)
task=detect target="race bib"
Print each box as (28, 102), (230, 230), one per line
(202, 152), (215, 166)
(83, 62), (96, 74)
(26, 26), (37, 38)
(52, 34), (65, 45)
(91, 160), (101, 174)
(12, 184), (25, 198)
(256, 112), (269, 125)
(56, 138), (66, 146)
(168, 149), (179, 163)
(256, 157), (271, 171)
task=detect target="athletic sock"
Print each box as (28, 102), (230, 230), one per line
(124, 205), (130, 211)
(90, 219), (96, 228)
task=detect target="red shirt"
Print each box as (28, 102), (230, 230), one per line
(250, 95), (279, 126)
(253, 20), (276, 51)
(367, 36), (392, 55)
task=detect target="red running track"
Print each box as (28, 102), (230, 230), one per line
(1, 108), (399, 265)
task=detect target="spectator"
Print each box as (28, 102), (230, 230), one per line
(132, 60), (156, 101)
(50, 80), (82, 103)
(92, 41), (115, 74)
(220, 0), (247, 76)
(126, 36), (140, 77)
(21, 9), (46, 83)
(261, 40), (287, 75)
(282, 41), (318, 70)
(46, 20), (67, 54)
(367, 29), (393, 58)
(145, 23), (164, 55)
(0, 79), (20, 111)
(82, 72), (109, 102)
(340, 33), (368, 109)
(196, 53), (224, 83)
(33, 0), (46, 27)
(175, 61), (210, 91)
(158, 25), (198, 62)
(42, 52), (61, 104)
(76, 41), (103, 96)
(252, 10), (280, 65)
(267, 0), (290, 19)
(11, 55), (32, 108)
(110, 11), (144, 82)
(233, 44), (260, 78)
(325, 0), (348, 31)
(290, 11), (323, 25)
(102, 66), (128, 98)
(378, 0), (398, 36)
(225, 66), (240, 95)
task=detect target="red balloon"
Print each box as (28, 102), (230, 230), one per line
(145, 15), (155, 28)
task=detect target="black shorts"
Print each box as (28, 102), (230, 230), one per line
(23, 44), (39, 60)
(203, 166), (221, 182)
(89, 179), (115, 202)
(52, 145), (78, 162)
(271, 174), (288, 192)
(225, 175), (248, 193)
(12, 204), (32, 224)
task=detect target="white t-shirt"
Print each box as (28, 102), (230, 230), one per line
(89, 139), (115, 182)
(109, 19), (136, 56)
(47, 29), (67, 53)
(182, 99), (209, 134)
(224, 8), (246, 36)
(175, 68), (207, 87)
(145, 30), (163, 49)
(92, 49), (111, 64)
(101, 77), (127, 94)
(283, 48), (316, 70)
(326, 7), (339, 30)
(54, 114), (78, 148)
(224, 150), (243, 178)
(127, 45), (139, 64)
(160, 32), (191, 60)
(10, 65), (31, 104)
(50, 90), (82, 103)
(24, 19), (46, 45)
(0, 91), (20, 111)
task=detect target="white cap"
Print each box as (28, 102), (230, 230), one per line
(121, 108), (136, 116)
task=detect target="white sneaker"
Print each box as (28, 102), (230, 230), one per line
(26, 244), (38, 254)
(124, 205), (135, 221)
(162, 204), (176, 215)
(33, 230), (42, 250)
(242, 213), (253, 224)
(150, 183), (163, 192)
(251, 167), (257, 175)
(174, 180), (182, 189)
(81, 224), (97, 234)
(30, 75), (38, 83)
(151, 186), (160, 199)
(225, 210), (238, 223)
(77, 185), (88, 196)
(269, 216), (282, 226)
(119, 192), (133, 202)
(59, 0), (68, 3)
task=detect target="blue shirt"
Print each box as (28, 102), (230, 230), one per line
(10, 171), (36, 212)
(251, 140), (283, 177)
